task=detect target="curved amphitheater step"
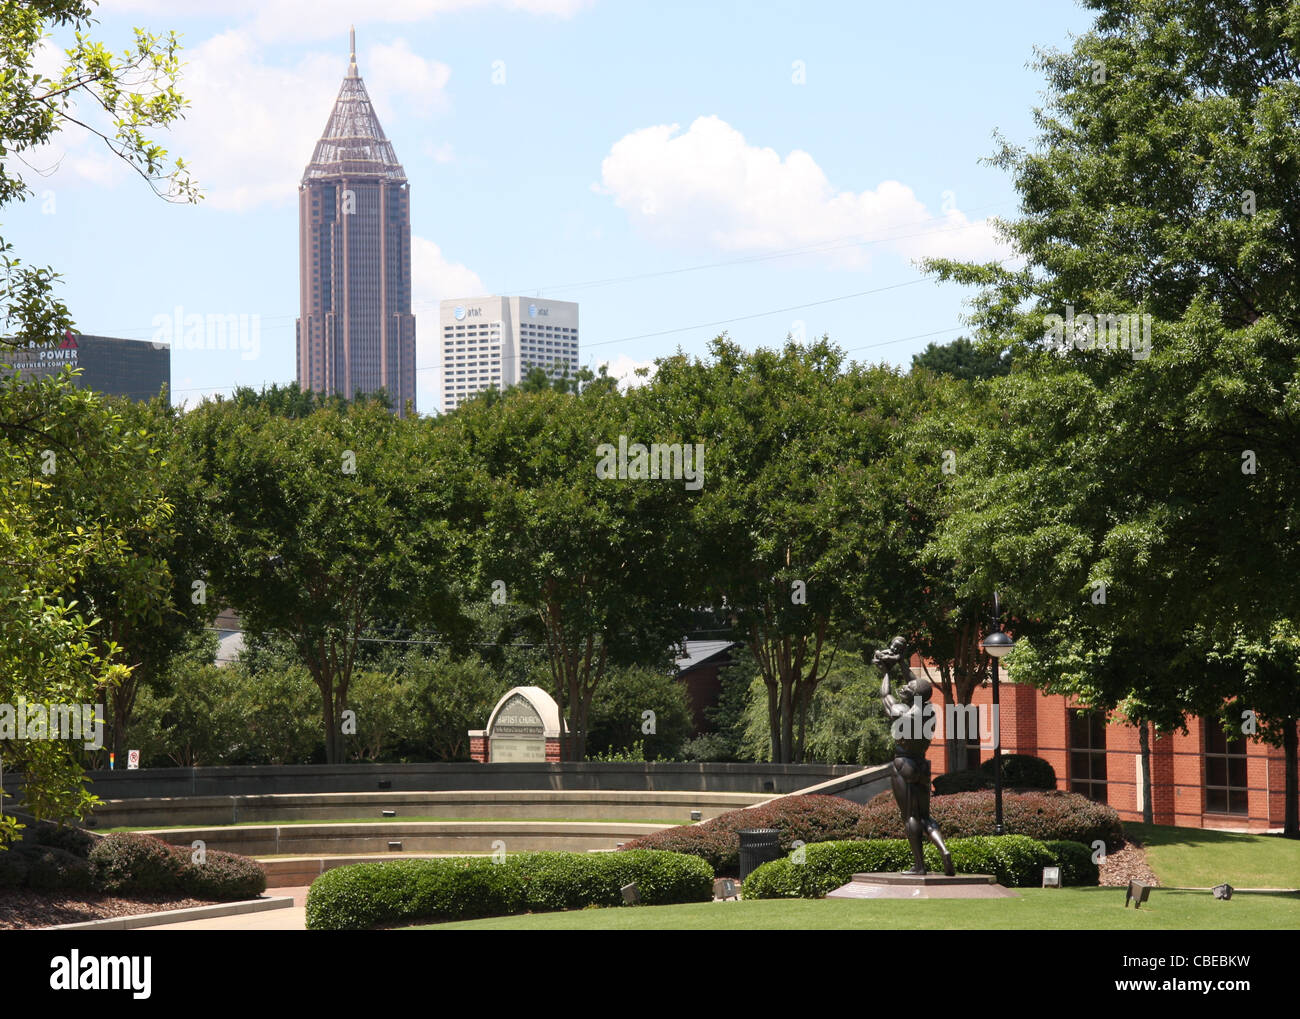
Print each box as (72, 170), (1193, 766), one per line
(91, 789), (773, 829)
(137, 819), (676, 860)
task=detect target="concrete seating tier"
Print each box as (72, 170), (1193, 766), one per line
(139, 820), (673, 862)
(91, 789), (773, 829)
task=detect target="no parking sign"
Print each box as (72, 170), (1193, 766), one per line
(127, 749), (140, 770)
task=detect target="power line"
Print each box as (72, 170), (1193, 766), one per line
(85, 203), (1011, 340)
(165, 319), (968, 397)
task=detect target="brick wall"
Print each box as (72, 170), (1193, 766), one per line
(915, 654), (1294, 830)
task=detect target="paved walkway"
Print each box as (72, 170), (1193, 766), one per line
(136, 887), (309, 931)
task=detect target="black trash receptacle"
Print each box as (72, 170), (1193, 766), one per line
(738, 828), (782, 881)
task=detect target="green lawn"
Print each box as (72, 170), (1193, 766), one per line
(1127, 824), (1300, 889)
(97, 816), (683, 832)
(414, 888), (1299, 930)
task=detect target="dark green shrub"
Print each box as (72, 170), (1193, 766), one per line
(582, 851), (713, 906)
(677, 733), (734, 763)
(743, 835), (1060, 899)
(305, 850), (713, 930)
(856, 789), (1123, 850)
(26, 821), (96, 859)
(18, 845), (93, 892)
(587, 665), (694, 761)
(409, 859), (526, 923)
(0, 849), (29, 888)
(621, 794), (865, 875)
(88, 832), (266, 900)
(944, 835), (1055, 886)
(743, 839), (914, 899)
(981, 754), (1057, 790)
(1043, 840), (1100, 886)
(180, 849), (267, 900)
(932, 770), (991, 794)
(89, 833), (186, 894)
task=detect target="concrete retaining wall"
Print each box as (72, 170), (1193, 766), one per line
(91, 789), (773, 829)
(3, 762), (857, 802)
(141, 820), (668, 858)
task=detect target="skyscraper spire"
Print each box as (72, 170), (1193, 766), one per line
(296, 24), (416, 416)
(302, 29), (405, 181)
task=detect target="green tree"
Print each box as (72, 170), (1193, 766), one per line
(187, 394), (470, 763)
(586, 664), (693, 761)
(438, 384), (692, 760)
(0, 2), (197, 837)
(649, 338), (897, 763)
(924, 0), (1300, 833)
(911, 337), (1010, 381)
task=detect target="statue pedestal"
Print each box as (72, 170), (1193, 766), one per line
(826, 872), (1018, 899)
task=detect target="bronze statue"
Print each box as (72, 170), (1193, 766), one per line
(875, 636), (955, 876)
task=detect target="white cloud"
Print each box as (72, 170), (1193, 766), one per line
(1, 39), (131, 193)
(159, 31), (451, 211)
(424, 140), (456, 163)
(411, 235), (486, 412)
(166, 32), (340, 211)
(108, 0), (595, 43)
(595, 354), (655, 390)
(365, 39), (452, 118)
(597, 115), (1007, 267)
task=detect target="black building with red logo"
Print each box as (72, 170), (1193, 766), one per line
(3, 332), (169, 402)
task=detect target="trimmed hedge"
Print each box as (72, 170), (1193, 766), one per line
(743, 835), (1098, 899)
(619, 794), (865, 875)
(932, 770), (990, 795)
(0, 849), (30, 889)
(856, 789), (1123, 851)
(27, 821), (97, 859)
(305, 850), (714, 930)
(180, 849), (268, 900)
(88, 832), (266, 900)
(980, 754), (1057, 790)
(17, 845), (93, 892)
(1043, 839), (1100, 886)
(90, 833), (186, 894)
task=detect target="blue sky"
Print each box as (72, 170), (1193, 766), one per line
(7, 0), (1094, 413)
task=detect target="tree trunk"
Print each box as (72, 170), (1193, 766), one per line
(765, 680), (780, 764)
(1139, 721), (1154, 825)
(1285, 716), (1298, 839)
(947, 736), (970, 773)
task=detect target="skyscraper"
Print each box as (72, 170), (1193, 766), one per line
(438, 297), (580, 412)
(297, 29), (416, 415)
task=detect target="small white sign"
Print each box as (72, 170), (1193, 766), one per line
(127, 749), (140, 770)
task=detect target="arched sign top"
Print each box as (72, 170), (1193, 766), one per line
(485, 686), (565, 739)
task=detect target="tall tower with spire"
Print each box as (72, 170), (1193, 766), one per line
(297, 28), (416, 415)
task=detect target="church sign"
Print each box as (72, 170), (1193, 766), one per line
(470, 686), (565, 763)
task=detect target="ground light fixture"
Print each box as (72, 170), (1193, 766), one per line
(980, 593), (1015, 836)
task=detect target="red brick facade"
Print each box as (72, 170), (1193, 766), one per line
(919, 659), (1294, 830)
(468, 735), (562, 764)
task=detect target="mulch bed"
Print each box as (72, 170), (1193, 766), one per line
(0, 889), (223, 930)
(1098, 836), (1159, 887)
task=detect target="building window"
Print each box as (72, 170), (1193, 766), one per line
(1205, 723), (1248, 815)
(1068, 708), (1108, 802)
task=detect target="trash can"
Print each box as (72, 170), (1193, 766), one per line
(738, 828), (782, 881)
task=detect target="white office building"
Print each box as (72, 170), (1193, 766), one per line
(439, 296), (579, 412)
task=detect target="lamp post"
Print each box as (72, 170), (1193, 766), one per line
(980, 595), (1015, 837)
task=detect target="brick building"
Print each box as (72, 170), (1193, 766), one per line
(914, 656), (1294, 831)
